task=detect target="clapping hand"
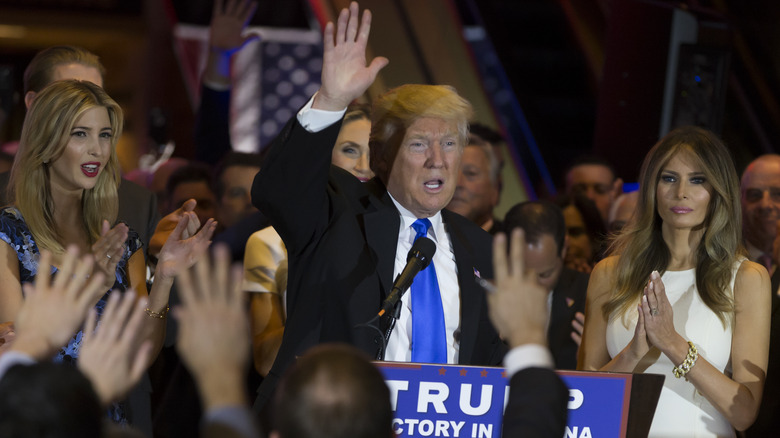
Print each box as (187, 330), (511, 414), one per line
(313, 1), (389, 111)
(155, 210), (217, 282)
(91, 220), (128, 290)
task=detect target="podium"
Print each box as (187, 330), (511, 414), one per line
(377, 362), (664, 438)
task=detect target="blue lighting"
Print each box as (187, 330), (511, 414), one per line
(694, 75), (701, 82)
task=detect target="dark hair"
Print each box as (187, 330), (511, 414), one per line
(165, 163), (215, 198)
(564, 155), (617, 186)
(272, 343), (393, 438)
(0, 363), (103, 438)
(554, 192), (608, 261)
(214, 152), (263, 197)
(504, 201), (566, 255)
(469, 123), (505, 146)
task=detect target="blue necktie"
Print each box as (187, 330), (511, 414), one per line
(410, 218), (447, 363)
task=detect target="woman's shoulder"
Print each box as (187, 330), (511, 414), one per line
(735, 258), (769, 282)
(0, 207), (32, 242)
(592, 255), (620, 276)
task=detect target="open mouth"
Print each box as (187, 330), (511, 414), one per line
(81, 163), (100, 177)
(424, 179), (443, 191)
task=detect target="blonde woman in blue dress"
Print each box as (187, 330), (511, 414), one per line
(579, 126), (770, 437)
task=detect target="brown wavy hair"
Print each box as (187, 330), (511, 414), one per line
(603, 126), (743, 325)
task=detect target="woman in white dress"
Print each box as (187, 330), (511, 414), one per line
(579, 126), (770, 437)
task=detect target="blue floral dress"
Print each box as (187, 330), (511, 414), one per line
(0, 206), (143, 424)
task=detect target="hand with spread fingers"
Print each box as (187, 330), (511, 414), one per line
(488, 229), (548, 348)
(11, 246), (107, 359)
(78, 291), (152, 406)
(148, 199), (197, 258)
(313, 1), (389, 111)
(175, 244), (249, 410)
(210, 0), (258, 56)
(91, 221), (128, 290)
(155, 211), (217, 282)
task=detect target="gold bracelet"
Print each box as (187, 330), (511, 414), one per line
(145, 306), (170, 319)
(672, 341), (698, 380)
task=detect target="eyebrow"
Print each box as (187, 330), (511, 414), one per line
(661, 169), (705, 176)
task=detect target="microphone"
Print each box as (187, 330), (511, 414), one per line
(378, 237), (437, 317)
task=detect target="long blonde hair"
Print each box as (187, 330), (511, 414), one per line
(10, 80), (122, 253)
(603, 126), (743, 325)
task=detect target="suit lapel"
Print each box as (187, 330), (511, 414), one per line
(363, 187), (400, 299)
(443, 210), (482, 365)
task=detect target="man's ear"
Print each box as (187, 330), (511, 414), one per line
(611, 177), (624, 200)
(561, 235), (569, 260)
(24, 91), (36, 110)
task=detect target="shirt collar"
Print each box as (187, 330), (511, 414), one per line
(388, 192), (443, 241)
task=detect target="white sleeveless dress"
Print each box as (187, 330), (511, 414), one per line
(606, 263), (741, 438)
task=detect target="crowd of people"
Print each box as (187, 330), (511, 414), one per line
(0, 0), (778, 437)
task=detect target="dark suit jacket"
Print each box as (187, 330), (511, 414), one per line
(251, 116), (506, 409)
(548, 268), (588, 370)
(503, 367), (568, 437)
(745, 270), (780, 436)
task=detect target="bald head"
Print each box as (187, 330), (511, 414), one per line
(741, 154), (780, 253)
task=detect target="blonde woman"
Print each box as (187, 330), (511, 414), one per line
(0, 80), (214, 423)
(580, 126), (770, 436)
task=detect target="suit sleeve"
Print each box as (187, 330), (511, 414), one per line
(251, 115), (343, 257)
(195, 84), (232, 165)
(502, 368), (569, 438)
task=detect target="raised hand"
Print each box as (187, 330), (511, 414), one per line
(210, 0), (259, 55)
(313, 1), (389, 111)
(155, 211), (217, 281)
(78, 291), (152, 405)
(12, 247), (107, 359)
(91, 220), (128, 290)
(175, 244), (249, 410)
(487, 229), (548, 348)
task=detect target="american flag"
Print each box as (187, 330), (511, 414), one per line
(173, 24), (323, 153)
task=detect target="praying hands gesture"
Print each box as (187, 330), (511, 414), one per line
(312, 1), (389, 111)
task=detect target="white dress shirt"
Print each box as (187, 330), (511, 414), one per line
(384, 195), (461, 364)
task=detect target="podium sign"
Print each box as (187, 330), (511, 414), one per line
(377, 363), (652, 438)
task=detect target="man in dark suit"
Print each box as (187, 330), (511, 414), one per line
(252, 2), (505, 409)
(504, 201), (588, 370)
